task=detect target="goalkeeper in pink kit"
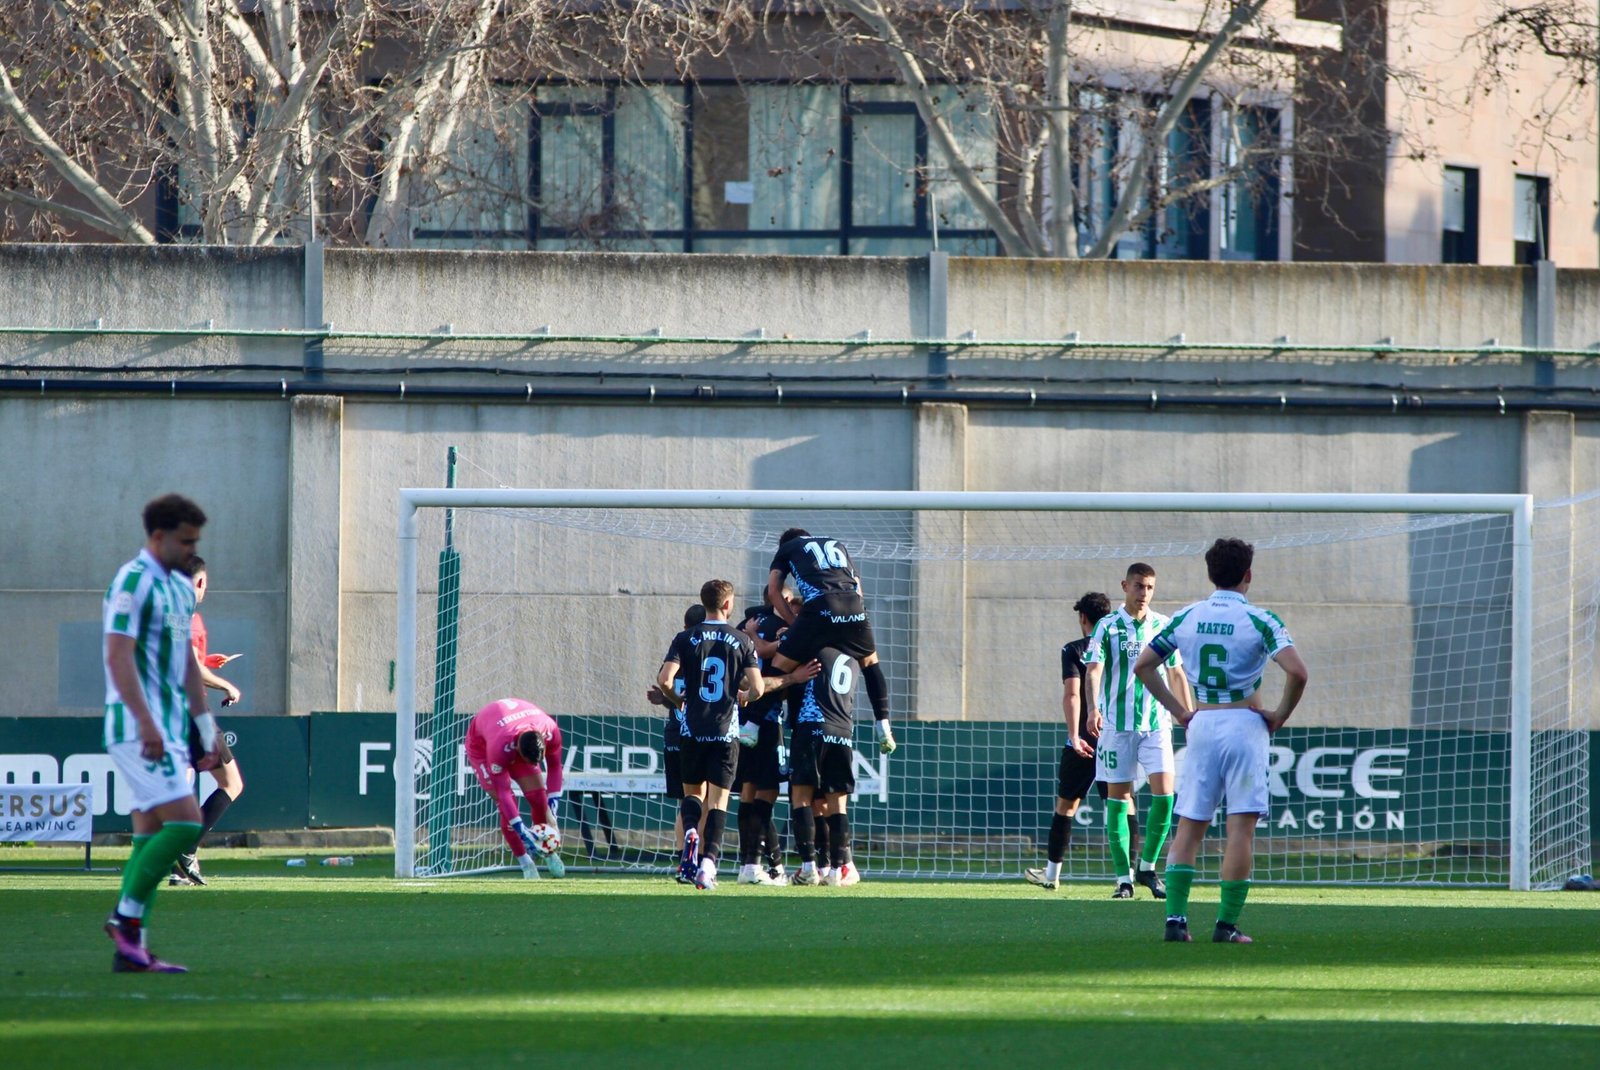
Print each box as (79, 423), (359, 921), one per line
(466, 698), (566, 879)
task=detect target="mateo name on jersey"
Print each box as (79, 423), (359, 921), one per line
(1195, 621), (1236, 635)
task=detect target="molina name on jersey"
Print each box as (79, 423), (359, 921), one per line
(674, 622), (759, 742)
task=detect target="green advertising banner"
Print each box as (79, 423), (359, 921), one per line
(0, 716), (310, 833)
(1, 714), (1594, 847)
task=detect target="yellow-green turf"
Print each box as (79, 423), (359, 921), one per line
(1, 848), (1596, 1069)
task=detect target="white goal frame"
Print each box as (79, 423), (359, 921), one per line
(394, 489), (1535, 888)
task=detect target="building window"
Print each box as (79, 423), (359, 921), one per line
(1440, 166), (1479, 264)
(412, 92), (530, 249)
(1219, 105), (1280, 262)
(1513, 173), (1549, 265)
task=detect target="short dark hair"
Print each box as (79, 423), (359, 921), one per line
(1205, 538), (1254, 589)
(185, 555), (207, 577)
(143, 494), (207, 535)
(777, 527), (809, 547)
(1072, 592), (1112, 624)
(701, 578), (735, 613)
(515, 731), (546, 765)
(1126, 562), (1156, 580)
(683, 603), (707, 630)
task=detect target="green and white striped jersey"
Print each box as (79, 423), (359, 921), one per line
(102, 549), (197, 749)
(1083, 607), (1182, 732)
(1148, 590), (1294, 705)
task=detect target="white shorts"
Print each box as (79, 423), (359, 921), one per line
(107, 741), (195, 812)
(1174, 708), (1270, 820)
(1095, 727), (1173, 784)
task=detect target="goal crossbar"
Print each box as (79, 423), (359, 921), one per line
(395, 489), (1535, 888)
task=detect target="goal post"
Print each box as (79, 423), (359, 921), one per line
(393, 488), (1581, 889)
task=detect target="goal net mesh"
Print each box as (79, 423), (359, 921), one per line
(399, 466), (1595, 888)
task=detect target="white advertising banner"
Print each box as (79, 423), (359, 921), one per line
(0, 784), (94, 842)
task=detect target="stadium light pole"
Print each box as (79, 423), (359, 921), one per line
(394, 487), (1537, 887)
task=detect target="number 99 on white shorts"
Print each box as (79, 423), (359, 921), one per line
(1094, 728), (1174, 785)
(107, 741), (196, 811)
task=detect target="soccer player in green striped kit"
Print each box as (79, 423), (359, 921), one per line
(101, 494), (221, 973)
(1083, 563), (1190, 899)
(1134, 537), (1309, 943)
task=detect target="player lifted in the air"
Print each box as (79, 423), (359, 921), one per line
(656, 579), (767, 891)
(465, 698), (566, 880)
(789, 644), (872, 885)
(766, 528), (897, 757)
(1133, 538), (1309, 944)
(1084, 562), (1189, 899)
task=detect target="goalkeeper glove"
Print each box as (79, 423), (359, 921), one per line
(875, 719), (897, 755)
(510, 817), (540, 855)
(547, 792), (563, 820)
(737, 719), (760, 747)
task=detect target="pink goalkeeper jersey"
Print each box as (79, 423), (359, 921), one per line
(465, 698), (564, 795)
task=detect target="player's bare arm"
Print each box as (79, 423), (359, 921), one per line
(1083, 661), (1104, 736)
(736, 666), (767, 706)
(655, 661), (683, 710)
(106, 633), (166, 761)
(775, 659), (822, 691)
(1254, 647), (1309, 732)
(185, 644), (223, 771)
(766, 570), (797, 624)
(1133, 646), (1193, 726)
(1062, 678), (1091, 757)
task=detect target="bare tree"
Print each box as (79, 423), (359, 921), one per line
(0, 1), (740, 246)
(766, 0), (1369, 258)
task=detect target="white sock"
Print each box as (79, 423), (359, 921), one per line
(1043, 861), (1061, 883)
(117, 897), (145, 919)
(518, 854), (536, 873)
(800, 861), (816, 875)
(1138, 859), (1155, 873)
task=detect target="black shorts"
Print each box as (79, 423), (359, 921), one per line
(776, 597), (878, 665)
(679, 737), (738, 791)
(663, 746), (683, 801)
(1057, 744), (1098, 802)
(788, 728), (855, 796)
(736, 720), (784, 790)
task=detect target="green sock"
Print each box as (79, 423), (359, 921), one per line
(1105, 798), (1132, 879)
(124, 822), (203, 916)
(1218, 879), (1251, 926)
(116, 834), (154, 909)
(1165, 863), (1197, 919)
(1140, 794), (1174, 867)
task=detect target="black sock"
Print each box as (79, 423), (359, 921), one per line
(813, 810), (831, 864)
(792, 806), (816, 863)
(1127, 810), (1141, 867)
(1047, 813), (1072, 864)
(752, 799), (779, 869)
(680, 797), (704, 843)
(702, 809), (728, 863)
(827, 812), (851, 868)
(863, 662), (890, 720)
(737, 806), (759, 865)
(199, 788), (233, 838)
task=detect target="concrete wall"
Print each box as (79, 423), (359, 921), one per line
(2, 246), (1597, 730)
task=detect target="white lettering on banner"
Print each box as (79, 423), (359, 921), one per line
(1297, 748), (1356, 800)
(358, 742), (390, 796)
(1352, 748), (1408, 799)
(0, 784), (94, 842)
(582, 746), (616, 773)
(0, 754), (59, 786)
(62, 753), (121, 815)
(1266, 746), (1293, 798)
(622, 746), (657, 775)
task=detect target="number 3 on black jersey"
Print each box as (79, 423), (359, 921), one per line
(699, 657), (728, 703)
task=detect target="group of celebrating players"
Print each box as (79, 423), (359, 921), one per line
(99, 494), (1307, 974)
(647, 527), (897, 891)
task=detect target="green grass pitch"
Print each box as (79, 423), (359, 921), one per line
(2, 849), (1597, 1069)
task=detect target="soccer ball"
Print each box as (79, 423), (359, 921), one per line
(528, 822), (561, 858)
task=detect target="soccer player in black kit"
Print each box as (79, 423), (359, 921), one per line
(736, 589), (818, 885)
(789, 644), (868, 885)
(766, 528), (897, 757)
(648, 603), (706, 881)
(1025, 591), (1141, 889)
(655, 579), (766, 891)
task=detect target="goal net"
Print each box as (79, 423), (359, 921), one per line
(394, 480), (1595, 889)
